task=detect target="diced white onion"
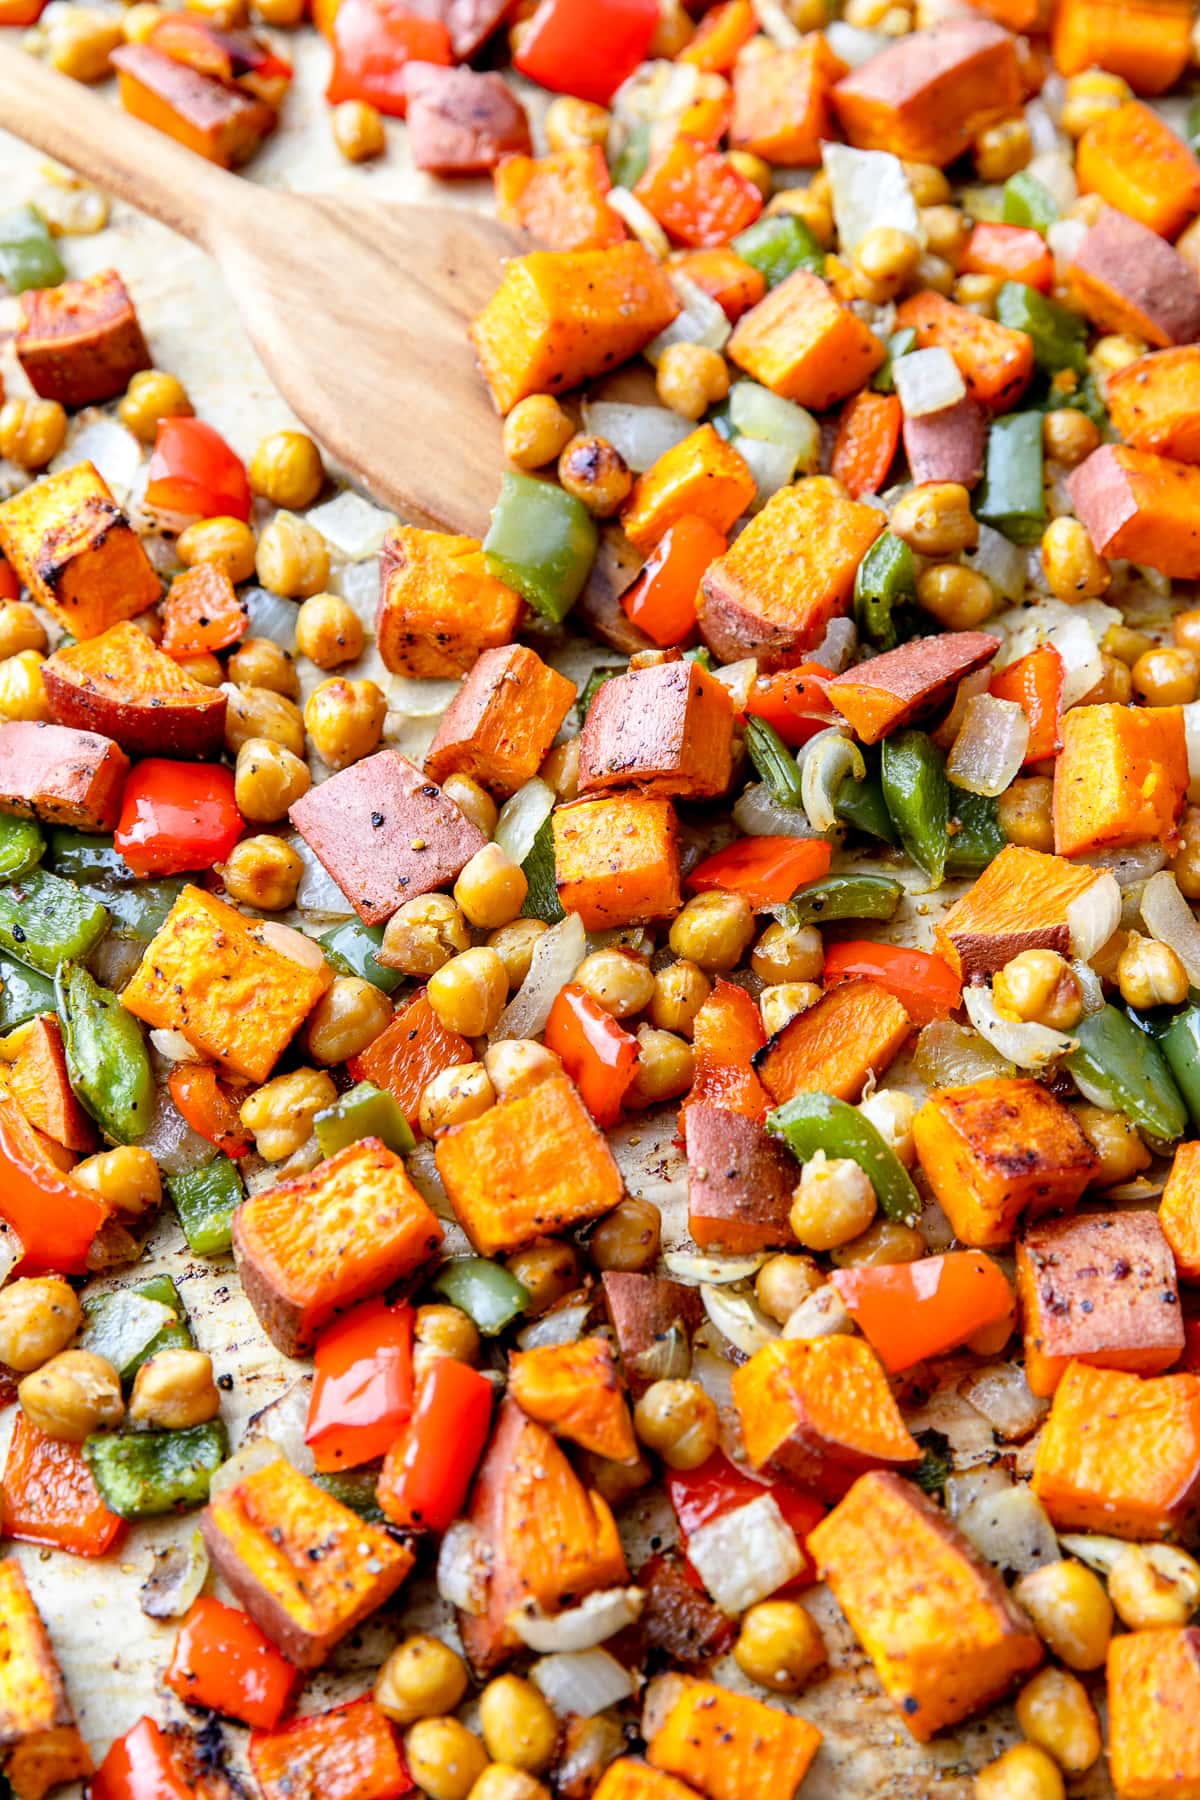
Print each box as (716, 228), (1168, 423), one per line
(258, 920), (326, 970)
(581, 401), (692, 473)
(960, 1363), (1049, 1441)
(492, 911), (586, 1041)
(611, 58), (700, 132)
(1071, 957), (1107, 1016)
(1025, 97), (1065, 156)
(1081, 843), (1168, 891)
(992, 598), (1119, 707)
(1047, 216), (1088, 279)
(893, 347), (966, 419)
(139, 1530), (210, 1621)
(531, 1650), (635, 1719)
(782, 1284), (855, 1340)
(134, 1087), (215, 1176)
(801, 729), (865, 832)
(954, 1483), (1060, 1576)
(710, 658), (758, 712)
(966, 524), (1026, 603)
(290, 834), (355, 918)
(822, 142), (923, 258)
(248, 1377), (315, 1472)
(510, 1587), (645, 1653)
(1184, 702), (1200, 784)
(495, 779), (555, 867)
(964, 985), (1076, 1072)
(608, 186), (671, 260)
(730, 383), (821, 468)
(824, 20), (891, 65)
(1027, 149), (1077, 214)
(516, 1301), (590, 1351)
(738, 434), (799, 509)
(209, 1435), (284, 1498)
(732, 781), (815, 838)
(242, 586), (300, 650)
(754, 0), (802, 45)
(687, 1494), (803, 1615)
(1142, 870), (1200, 989)
(915, 1018), (1015, 1087)
(810, 616), (858, 674)
(148, 1028), (204, 1064)
(52, 411), (143, 504)
(306, 490), (396, 560)
(1066, 870), (1120, 960)
(664, 1251), (770, 1285)
(946, 694), (1029, 797)
(701, 1283), (779, 1357)
(386, 674), (462, 718)
(437, 1521), (490, 1616)
(646, 272), (732, 363)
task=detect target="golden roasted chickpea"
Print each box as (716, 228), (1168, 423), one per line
(1171, 804), (1200, 900)
(852, 225), (921, 302)
(574, 948), (656, 1019)
(427, 946), (508, 1037)
(1042, 408), (1101, 468)
(44, 8), (123, 81)
(920, 204), (969, 263)
(304, 676), (386, 769)
(418, 1062), (496, 1138)
(1117, 932), (1189, 1010)
(734, 1600), (826, 1693)
(305, 975), (393, 1064)
(556, 434), (633, 517)
(766, 185), (833, 248)
(256, 512), (330, 598)
(502, 395), (575, 470)
(505, 1242), (581, 1316)
(727, 149), (772, 196)
(19, 1349), (124, 1442)
(974, 1742), (1063, 1800)
(539, 738), (580, 801)
(227, 635), (299, 697)
(220, 834), (304, 910)
(755, 1253), (823, 1324)
(128, 1348), (221, 1429)
(454, 844), (528, 930)
(240, 1067), (336, 1161)
(294, 592), (365, 670)
(122, 3), (165, 43)
(790, 1151), (877, 1251)
(1060, 67), (1130, 137)
(1133, 645), (1198, 706)
(1104, 622), (1155, 668)
(483, 1038), (561, 1101)
(655, 343), (730, 421)
(487, 918), (548, 989)
(413, 1306), (480, 1381)
(72, 1146), (160, 1217)
(1080, 650), (1132, 705)
(0, 651), (50, 721)
(0, 601), (46, 661)
(890, 483), (978, 556)
(953, 273), (1003, 316)
(380, 893), (470, 976)
(117, 369), (192, 443)
(376, 1635), (470, 1726)
(759, 981), (822, 1037)
(917, 563), (995, 630)
(998, 777), (1054, 853)
(178, 652), (224, 687)
(234, 737), (311, 822)
(634, 1378), (719, 1470)
(225, 684), (306, 757)
(405, 1719), (489, 1800)
(649, 957), (710, 1038)
(1015, 1667), (1102, 1775)
(1107, 1542), (1200, 1630)
(249, 430), (325, 510)
(857, 1088), (918, 1166)
(1040, 516), (1110, 602)
(625, 1024), (693, 1108)
(441, 771), (498, 838)
(177, 515), (257, 585)
(589, 1196), (662, 1273)
(668, 891), (755, 973)
(1013, 1559), (1113, 1671)
(752, 920), (822, 985)
(900, 162), (948, 205)
(649, 0), (693, 54)
(544, 95), (610, 154)
(467, 1769), (549, 1800)
(830, 1217), (927, 1268)
(478, 1676), (557, 1774)
(0, 1278), (82, 1373)
(914, 250), (956, 296)
(185, 0), (248, 26)
(1074, 1103), (1151, 1187)
(254, 0), (306, 22)
(1089, 333), (1145, 384)
(993, 949), (1083, 1031)
(1175, 608), (1200, 658)
(0, 397), (67, 470)
(332, 97), (386, 161)
(974, 115), (1032, 181)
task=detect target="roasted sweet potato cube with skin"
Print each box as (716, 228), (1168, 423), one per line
(7, 1014), (96, 1153)
(831, 17), (1022, 166)
(0, 720), (129, 833)
(1017, 1211), (1185, 1398)
(894, 290), (1033, 411)
(727, 269), (886, 410)
(552, 794), (681, 929)
(406, 62), (531, 175)
(933, 843), (1119, 979)
(248, 1698), (407, 1800)
(601, 1271), (705, 1399)
(730, 36), (845, 166)
(233, 1137), (443, 1357)
(1162, 1140), (1200, 1284)
(1051, 0), (1191, 94)
(16, 270), (150, 410)
(1053, 700), (1188, 857)
(0, 461), (161, 642)
(42, 621), (227, 759)
(1068, 445), (1200, 581)
(1076, 101), (1200, 240)
(201, 1459), (413, 1669)
(346, 990), (472, 1131)
(436, 1073), (624, 1257)
(289, 749), (486, 926)
(594, 1763), (703, 1800)
(826, 630), (1001, 745)
(112, 44), (276, 167)
(1032, 1361), (1200, 1538)
(0, 1558), (92, 1800)
(122, 885), (332, 1083)
(733, 1336), (920, 1499)
(376, 525), (522, 679)
(913, 1077), (1099, 1249)
(578, 660), (734, 801)
(424, 643), (575, 799)
(620, 426), (756, 556)
(1067, 209), (1200, 348)
(508, 1337), (638, 1463)
(809, 1471), (1043, 1740)
(697, 477), (883, 669)
(1108, 348), (1200, 465)
(146, 10), (292, 105)
(646, 1678), (821, 1800)
(494, 145), (626, 252)
(754, 978), (910, 1106)
(685, 1102), (794, 1252)
(1108, 1627), (1200, 1800)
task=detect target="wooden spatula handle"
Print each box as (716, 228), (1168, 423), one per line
(0, 38), (249, 247)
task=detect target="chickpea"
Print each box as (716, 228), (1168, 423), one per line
(483, 1038), (561, 1101)
(573, 948), (655, 1020)
(905, 162), (950, 205)
(993, 949), (1083, 1032)
(0, 1278), (82, 1373)
(332, 97), (386, 162)
(186, 0), (248, 25)
(304, 676), (386, 770)
(857, 1088), (917, 1166)
(0, 602), (46, 661)
(914, 251), (956, 297)
(544, 95), (610, 153)
(1060, 68), (1131, 138)
(974, 1743), (1063, 1800)
(487, 918), (548, 989)
(128, 1348), (221, 1430)
(1104, 622), (1155, 667)
(728, 149), (772, 197)
(178, 653), (224, 687)
(830, 1217), (926, 1267)
(917, 563), (995, 630)
(1132, 645), (1198, 706)
(1042, 408), (1101, 468)
(581, 1445), (653, 1507)
(0, 397), (67, 470)
(1013, 1559), (1113, 1671)
(249, 431), (324, 511)
(305, 975), (393, 1064)
(889, 483), (978, 556)
(225, 684), (305, 757)
(668, 891), (755, 973)
(234, 738), (311, 822)
(649, 958), (710, 1038)
(785, 0), (832, 27)
(754, 1255), (821, 1326)
(220, 834), (304, 910)
(589, 1196), (662, 1273)
(656, 344), (731, 422)
(406, 1720), (489, 1800)
(1107, 1542), (1200, 1629)
(1116, 932), (1189, 1010)
(760, 982), (822, 1036)
(751, 921), (822, 985)
(418, 1062), (496, 1138)
(19, 1349), (123, 1442)
(852, 226), (921, 303)
(44, 8), (123, 81)
(478, 1676), (556, 1775)
(1013, 1667), (1100, 1775)
(505, 1242), (581, 1316)
(376, 1635), (469, 1727)
(556, 434), (633, 517)
(294, 592), (365, 671)
(442, 771), (499, 838)
(380, 894), (470, 976)
(974, 115), (1032, 182)
(177, 516), (257, 584)
(538, 738), (579, 802)
(72, 1146), (160, 1218)
(454, 844), (528, 930)
(254, 0), (306, 21)
(766, 185), (833, 248)
(413, 1306), (480, 1381)
(1088, 333), (1145, 385)
(227, 636), (299, 697)
(953, 274), (1003, 316)
(117, 369), (192, 444)
(1073, 1103), (1150, 1187)
(427, 947), (508, 1037)
(122, 3), (165, 42)
(1170, 804), (1200, 900)
(1175, 608), (1200, 659)
(998, 777), (1054, 853)
(468, 1770), (548, 1800)
(790, 1152), (877, 1251)
(502, 395), (575, 471)
(0, 650), (50, 721)
(256, 512), (330, 598)
(634, 1378), (719, 1470)
(240, 1067), (336, 1161)
(734, 1600), (826, 1694)
(1039, 516), (1110, 602)
(920, 204), (969, 264)
(625, 1025), (693, 1108)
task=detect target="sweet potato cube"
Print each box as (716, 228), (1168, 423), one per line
(1077, 101), (1200, 240)
(1032, 1361), (1200, 1538)
(247, 1698), (407, 1800)
(0, 461), (160, 641)
(1108, 1627), (1200, 1800)
(1052, 0), (1191, 94)
(685, 1102), (794, 1252)
(233, 1137), (443, 1357)
(161, 562), (248, 659)
(494, 145), (626, 251)
(552, 794), (681, 929)
(1068, 209), (1200, 347)
(754, 977), (910, 1106)
(578, 660), (734, 800)
(376, 526), (522, 679)
(1109, 348), (1200, 465)
(112, 43), (276, 166)
(808, 1471), (1043, 1740)
(1068, 445), (1200, 579)
(601, 1270), (705, 1400)
(469, 242), (680, 414)
(697, 477), (883, 669)
(405, 63), (531, 176)
(826, 630), (1001, 744)
(594, 1765), (702, 1800)
(620, 426), (756, 556)
(727, 269), (885, 410)
(201, 1459), (413, 1668)
(7, 1014), (95, 1153)
(508, 1337), (638, 1463)
(831, 17), (1022, 166)
(733, 1336), (919, 1498)
(122, 885), (332, 1083)
(347, 991), (472, 1131)
(1162, 1139), (1200, 1283)
(0, 1558), (92, 1800)
(424, 643), (575, 798)
(933, 843), (1118, 979)
(895, 289), (1033, 410)
(0, 720), (129, 832)
(913, 1078), (1099, 1249)
(16, 270), (150, 410)
(1053, 700), (1188, 857)
(730, 36), (846, 166)
(1017, 1211), (1184, 1397)
(646, 1678), (821, 1800)
(146, 10), (292, 105)
(42, 621), (227, 759)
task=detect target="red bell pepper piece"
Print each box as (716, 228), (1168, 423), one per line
(744, 663), (837, 747)
(91, 1719), (207, 1800)
(680, 977), (768, 1131)
(165, 1595), (302, 1730)
(115, 760), (244, 877)
(305, 1297), (415, 1473)
(989, 644), (1064, 764)
(327, 0), (451, 114)
(0, 1088), (107, 1275)
(0, 0), (47, 20)
(634, 137), (763, 249)
(0, 558), (19, 603)
(621, 515), (726, 647)
(688, 836), (832, 908)
(822, 939), (961, 1026)
(377, 1356), (493, 1533)
(145, 417), (252, 521)
(544, 981), (638, 1128)
(513, 0), (659, 105)
(0, 1411), (124, 1557)
(831, 1252), (1015, 1374)
(831, 389), (903, 499)
(249, 1697), (413, 1800)
(960, 222), (1054, 294)
(168, 1064), (251, 1160)
(667, 1451), (826, 1589)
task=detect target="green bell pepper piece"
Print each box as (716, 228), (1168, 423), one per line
(80, 1275), (193, 1385)
(1188, 98), (1200, 154)
(0, 954), (56, 1033)
(1065, 1005), (1187, 1144)
(782, 873), (903, 928)
(315, 1080), (416, 1158)
(881, 730), (949, 887)
(56, 964), (153, 1144)
(0, 816), (44, 880)
(1161, 1004), (1200, 1128)
(871, 327), (917, 395)
(575, 664), (625, 728)
(318, 919), (403, 994)
(731, 213), (823, 286)
(767, 1091), (922, 1226)
(683, 646), (714, 669)
(167, 1156), (243, 1256)
(995, 282), (1087, 378)
(835, 751), (897, 845)
(0, 869), (108, 975)
(432, 1257), (530, 1336)
(1001, 170), (1058, 234)
(946, 787), (1005, 876)
(520, 813), (565, 923)
(311, 1470), (389, 1525)
(854, 531), (916, 651)
(47, 831), (191, 940)
(484, 472), (598, 624)
(977, 411), (1046, 544)
(0, 204), (64, 294)
(610, 121), (650, 190)
(83, 1421), (229, 1518)
(744, 716), (804, 809)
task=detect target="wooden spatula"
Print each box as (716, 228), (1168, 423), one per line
(0, 41), (520, 537)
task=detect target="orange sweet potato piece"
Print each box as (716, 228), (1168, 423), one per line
(895, 289), (1032, 410)
(594, 1764), (702, 1800)
(470, 242), (679, 414)
(1077, 100), (1200, 240)
(577, 660), (733, 800)
(508, 1337), (638, 1463)
(1051, 0), (1191, 94)
(377, 525), (522, 679)
(247, 1698), (406, 1800)
(733, 1336), (919, 1499)
(0, 720), (129, 833)
(1053, 700), (1188, 858)
(201, 1459), (412, 1667)
(0, 461), (160, 642)
(1162, 1139), (1200, 1284)
(620, 426), (756, 556)
(727, 269), (886, 409)
(553, 794), (681, 929)
(729, 35), (846, 166)
(601, 1270), (705, 1401)
(425, 642), (575, 799)
(15, 270), (150, 410)
(112, 43), (276, 166)
(678, 0), (756, 71)
(6, 1015), (95, 1154)
(1109, 348), (1200, 464)
(754, 977), (910, 1106)
(160, 563), (248, 658)
(808, 1470), (1043, 1741)
(933, 843), (1115, 978)
(825, 629), (1000, 744)
(0, 1558), (92, 1800)
(646, 1678), (821, 1800)
(42, 620), (227, 759)
(668, 248), (764, 322)
(347, 991), (471, 1130)
(1067, 444), (1200, 579)
(831, 17), (1022, 166)
(913, 1077), (1098, 1249)
(436, 1073), (624, 1257)
(1067, 209), (1200, 348)
(685, 1103), (794, 1252)
(1031, 1361), (1200, 1538)
(146, 10), (291, 105)
(493, 146), (626, 251)
(1107, 1627), (1200, 1800)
